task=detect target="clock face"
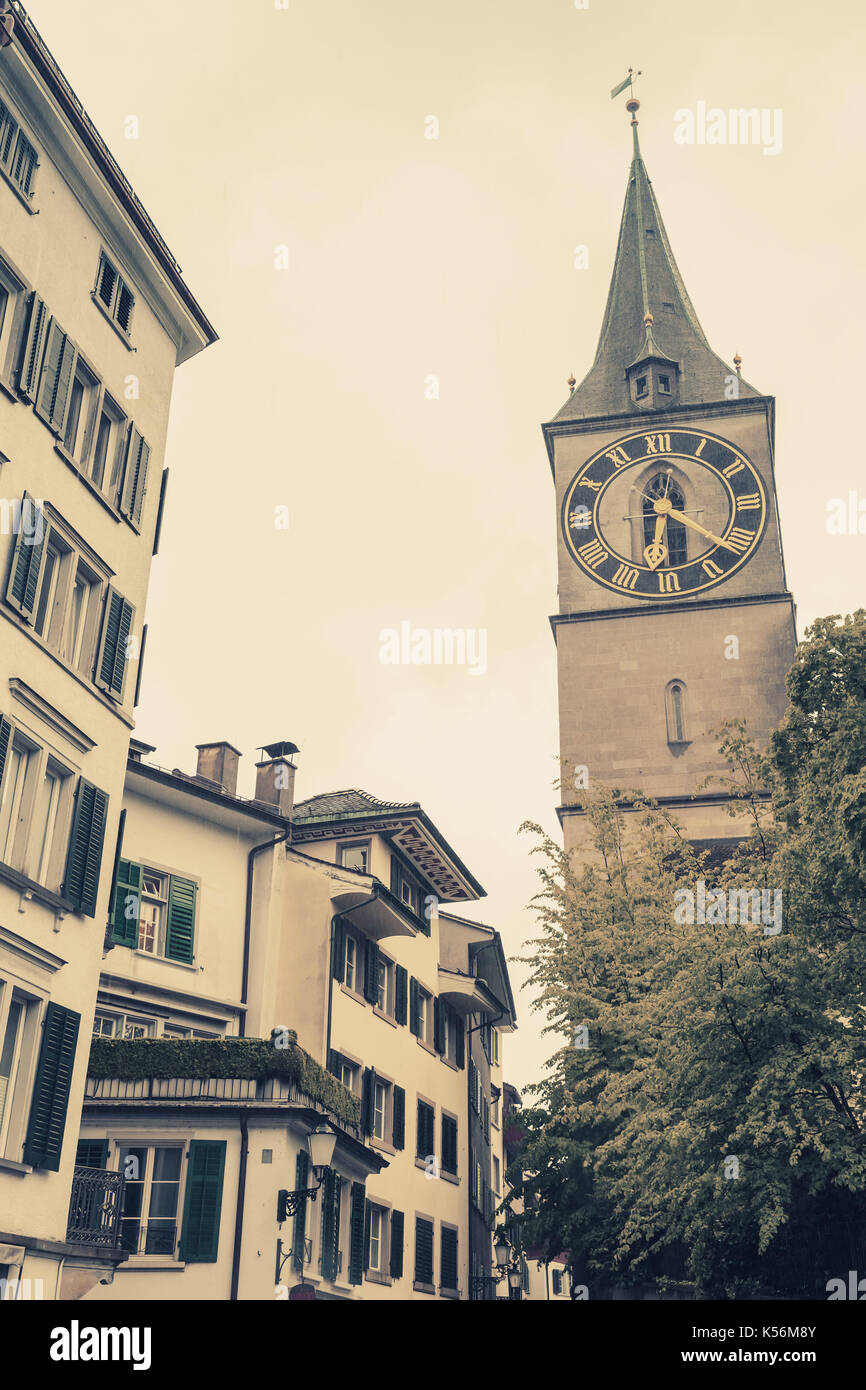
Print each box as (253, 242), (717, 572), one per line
(561, 427), (768, 600)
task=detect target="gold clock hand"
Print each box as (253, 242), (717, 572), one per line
(643, 514), (668, 570)
(663, 505), (739, 554)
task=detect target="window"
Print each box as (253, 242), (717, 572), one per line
(367, 1204), (386, 1274)
(0, 97), (38, 199)
(6, 503), (111, 680)
(390, 855), (427, 924)
(491, 1092), (500, 1127)
(0, 256), (24, 384)
(161, 1025), (219, 1040)
(339, 1059), (359, 1095)
(344, 934), (357, 991)
(373, 1080), (387, 1141)
(665, 679), (690, 745)
(0, 723), (74, 891)
(0, 988), (34, 1157)
(440, 1226), (458, 1292)
(414, 1217), (434, 1286)
(61, 359), (98, 463)
(95, 251), (135, 336)
(416, 1099), (435, 1161)
(92, 1011), (156, 1040)
(139, 868), (168, 955)
(441, 1114), (458, 1175)
(117, 1143), (183, 1256)
(642, 473), (687, 566)
(552, 1268), (563, 1295)
(338, 841), (369, 873)
(375, 954), (392, 1014)
(635, 374), (648, 398)
(659, 374), (671, 394)
(109, 859), (198, 964)
(89, 393), (126, 499)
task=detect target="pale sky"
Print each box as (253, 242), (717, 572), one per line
(27, 0), (866, 1091)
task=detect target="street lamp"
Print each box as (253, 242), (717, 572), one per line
(276, 1124), (337, 1221)
(494, 1230), (511, 1270)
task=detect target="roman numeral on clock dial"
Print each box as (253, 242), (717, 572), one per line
(725, 527), (755, 554)
(736, 493), (761, 511)
(578, 539), (608, 569)
(611, 563), (639, 590)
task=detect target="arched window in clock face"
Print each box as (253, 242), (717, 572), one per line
(643, 474), (687, 566)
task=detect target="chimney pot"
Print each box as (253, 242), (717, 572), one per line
(255, 740), (298, 816)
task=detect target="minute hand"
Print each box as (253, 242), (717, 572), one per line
(666, 507), (739, 553)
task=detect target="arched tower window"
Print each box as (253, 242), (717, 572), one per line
(665, 680), (689, 745)
(643, 473), (687, 566)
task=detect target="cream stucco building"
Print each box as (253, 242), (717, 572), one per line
(0, 4), (214, 1299)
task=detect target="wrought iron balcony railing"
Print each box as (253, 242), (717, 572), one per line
(66, 1166), (125, 1248)
(118, 1221), (178, 1257)
(470, 1274), (500, 1301)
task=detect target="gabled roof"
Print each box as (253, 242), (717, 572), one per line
(293, 789), (418, 820)
(551, 111), (758, 421)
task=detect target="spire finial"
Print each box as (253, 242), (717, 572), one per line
(733, 351), (742, 376)
(567, 372), (576, 394)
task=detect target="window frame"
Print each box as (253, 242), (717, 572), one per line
(0, 95), (39, 203)
(0, 720), (76, 891)
(93, 250), (135, 338)
(0, 978), (42, 1161)
(338, 839), (371, 874)
(114, 1139), (185, 1259)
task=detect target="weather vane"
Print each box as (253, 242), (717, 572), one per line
(610, 67), (642, 102)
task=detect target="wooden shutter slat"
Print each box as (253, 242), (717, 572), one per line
(389, 1209), (404, 1279)
(178, 1140), (226, 1262)
(62, 779), (109, 917)
(0, 714), (12, 789)
(331, 918), (345, 983)
(394, 964), (407, 1025)
(17, 294), (48, 400)
(165, 875), (197, 964)
(363, 938), (378, 1004)
(22, 1002), (80, 1170)
(392, 1085), (405, 1150)
(348, 1182), (366, 1285)
(111, 858), (141, 947)
(96, 587), (135, 699)
(5, 493), (46, 621)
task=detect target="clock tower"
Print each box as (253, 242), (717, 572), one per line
(546, 99), (797, 855)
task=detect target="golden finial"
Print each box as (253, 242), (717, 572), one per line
(733, 351), (742, 374)
(644, 312), (654, 328)
(568, 372), (576, 393)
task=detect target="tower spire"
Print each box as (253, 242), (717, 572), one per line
(554, 90), (758, 420)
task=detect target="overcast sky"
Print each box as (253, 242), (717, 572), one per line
(28, 0), (866, 1091)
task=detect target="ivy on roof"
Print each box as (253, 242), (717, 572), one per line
(87, 1033), (359, 1128)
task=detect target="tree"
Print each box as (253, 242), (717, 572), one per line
(510, 612), (866, 1298)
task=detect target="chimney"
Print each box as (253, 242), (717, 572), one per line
(195, 742), (242, 796)
(255, 741), (299, 817)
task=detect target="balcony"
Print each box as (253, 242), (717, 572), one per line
(118, 1222), (178, 1257)
(66, 1165), (125, 1248)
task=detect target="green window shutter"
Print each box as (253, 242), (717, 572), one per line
(0, 714), (11, 788)
(17, 293), (49, 400)
(327, 1049), (342, 1079)
(363, 1199), (372, 1275)
(394, 964), (407, 1025)
(291, 1150), (309, 1272)
(96, 586), (135, 699)
(5, 493), (46, 621)
(416, 1100), (434, 1160)
(348, 1182), (366, 1285)
(76, 1138), (108, 1168)
(331, 918), (345, 982)
(62, 779), (109, 917)
(409, 977), (420, 1036)
(361, 1066), (375, 1136)
(441, 1227), (458, 1290)
(35, 320), (76, 432)
(389, 1209), (404, 1279)
(392, 1085), (405, 1150)
(165, 875), (197, 964)
(178, 1140), (225, 1262)
(363, 938), (378, 1004)
(22, 1002), (80, 1170)
(442, 1115), (457, 1174)
(552, 1269), (562, 1295)
(390, 853), (400, 896)
(110, 858), (141, 947)
(121, 426), (150, 527)
(414, 1217), (433, 1285)
(319, 1167), (341, 1280)
(455, 1017), (465, 1069)
(433, 997), (445, 1054)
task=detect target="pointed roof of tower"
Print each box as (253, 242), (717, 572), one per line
(554, 104), (759, 420)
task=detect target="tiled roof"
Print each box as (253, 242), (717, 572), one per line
(552, 133), (759, 421)
(292, 789), (419, 820)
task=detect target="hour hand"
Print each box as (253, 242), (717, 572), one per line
(666, 506), (737, 553)
(643, 514), (668, 570)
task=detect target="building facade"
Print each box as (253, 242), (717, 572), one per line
(546, 100), (796, 855)
(0, 4), (214, 1298)
(73, 741), (515, 1300)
